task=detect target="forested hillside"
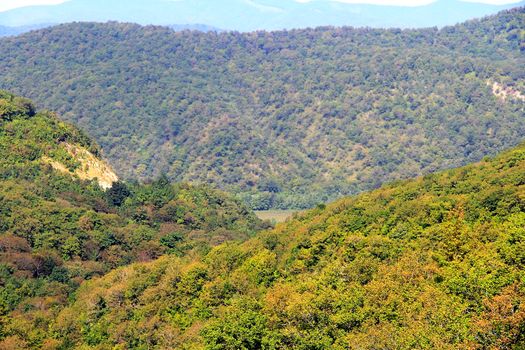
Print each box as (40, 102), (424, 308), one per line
(6, 119), (525, 349)
(0, 8), (523, 209)
(0, 92), (265, 344)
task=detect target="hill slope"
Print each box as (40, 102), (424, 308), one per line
(8, 130), (525, 349)
(0, 91), (265, 343)
(0, 8), (524, 209)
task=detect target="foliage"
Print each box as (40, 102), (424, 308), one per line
(0, 9), (523, 208)
(0, 92), (266, 344)
(7, 129), (525, 348)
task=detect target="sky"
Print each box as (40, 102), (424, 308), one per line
(0, 0), (69, 13)
(0, 0), (523, 13)
(325, 0), (522, 4)
(301, 0), (522, 4)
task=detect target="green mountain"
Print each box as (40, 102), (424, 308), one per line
(6, 114), (525, 349)
(0, 9), (523, 210)
(0, 91), (265, 343)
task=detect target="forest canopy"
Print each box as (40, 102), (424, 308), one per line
(0, 91), (266, 344)
(5, 114), (525, 349)
(0, 8), (523, 208)
(1, 7), (525, 349)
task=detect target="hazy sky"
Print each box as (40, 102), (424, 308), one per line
(299, 0), (522, 4)
(0, 0), (69, 13)
(0, 0), (523, 13)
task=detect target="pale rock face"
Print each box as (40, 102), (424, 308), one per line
(43, 143), (118, 189)
(490, 81), (525, 102)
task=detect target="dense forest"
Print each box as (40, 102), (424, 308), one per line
(1, 3), (525, 349)
(0, 8), (523, 208)
(0, 91), (266, 345)
(3, 89), (525, 348)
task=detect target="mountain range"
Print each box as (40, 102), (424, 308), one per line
(0, 23), (53, 37)
(0, 0), (524, 32)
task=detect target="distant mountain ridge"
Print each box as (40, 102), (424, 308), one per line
(0, 23), (222, 37)
(0, 0), (523, 31)
(0, 23), (51, 37)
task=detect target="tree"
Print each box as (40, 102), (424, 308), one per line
(105, 181), (130, 206)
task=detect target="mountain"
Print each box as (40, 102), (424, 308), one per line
(0, 23), (51, 37)
(0, 8), (523, 209)
(0, 0), (523, 31)
(5, 122), (525, 348)
(0, 23), (222, 37)
(0, 91), (266, 342)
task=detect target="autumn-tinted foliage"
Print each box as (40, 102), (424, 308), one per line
(0, 8), (523, 208)
(6, 131), (525, 348)
(1, 8), (525, 349)
(0, 92), (265, 342)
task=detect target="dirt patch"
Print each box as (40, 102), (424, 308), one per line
(490, 81), (525, 102)
(43, 143), (118, 189)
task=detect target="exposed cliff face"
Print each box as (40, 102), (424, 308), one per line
(490, 81), (525, 102)
(43, 143), (118, 189)
(0, 89), (118, 189)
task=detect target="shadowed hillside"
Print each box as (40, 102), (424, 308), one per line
(0, 8), (524, 209)
(0, 8), (523, 209)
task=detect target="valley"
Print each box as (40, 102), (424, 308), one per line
(254, 210), (298, 223)
(0, 4), (524, 350)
